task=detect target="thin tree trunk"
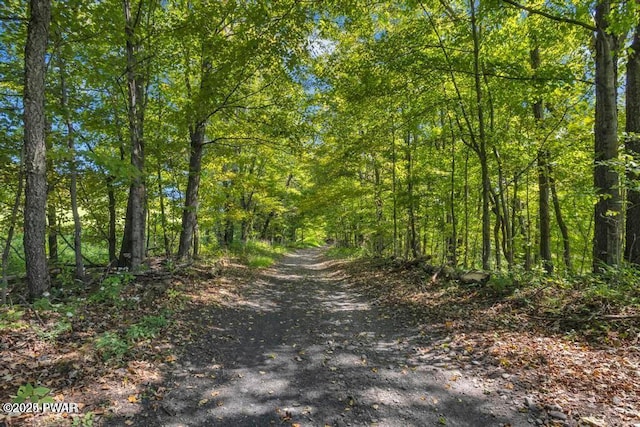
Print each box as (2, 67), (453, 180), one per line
(46, 199), (57, 263)
(261, 212), (275, 240)
(59, 56), (84, 281)
(470, 1), (491, 270)
(2, 162), (24, 305)
(511, 174), (520, 264)
(106, 176), (117, 263)
(625, 23), (640, 265)
(530, 45), (553, 274)
(493, 204), (502, 269)
(239, 189), (255, 243)
(392, 123), (398, 258)
(158, 168), (170, 256)
(193, 222), (199, 258)
(464, 150), (469, 268)
(23, 0), (51, 299)
(224, 219), (234, 247)
(106, 100), (124, 264)
(515, 196), (532, 271)
(493, 148), (513, 269)
(44, 116), (57, 263)
(406, 130), (419, 258)
(537, 147), (553, 273)
(146, 199), (151, 256)
(373, 158), (384, 256)
(548, 168), (572, 271)
(447, 114), (458, 266)
(593, 0), (621, 270)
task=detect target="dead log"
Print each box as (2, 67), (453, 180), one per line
(459, 271), (491, 285)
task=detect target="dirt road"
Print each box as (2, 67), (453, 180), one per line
(110, 248), (532, 426)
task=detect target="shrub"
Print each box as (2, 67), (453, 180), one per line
(94, 332), (129, 361)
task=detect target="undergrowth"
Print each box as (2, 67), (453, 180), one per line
(325, 246), (365, 259)
(228, 239), (322, 268)
(350, 256), (640, 344)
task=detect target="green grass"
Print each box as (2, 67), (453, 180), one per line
(0, 307), (26, 330)
(289, 236), (324, 249)
(126, 314), (168, 342)
(325, 246), (365, 259)
(247, 255), (276, 268)
(0, 234), (110, 278)
(229, 240), (288, 268)
(94, 332), (129, 362)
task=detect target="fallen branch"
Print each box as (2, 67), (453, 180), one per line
(526, 312), (640, 323)
(17, 294), (46, 327)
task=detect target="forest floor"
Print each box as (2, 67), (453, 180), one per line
(0, 247), (638, 426)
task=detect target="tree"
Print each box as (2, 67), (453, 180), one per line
(119, 0), (150, 271)
(23, 0), (51, 299)
(174, 0), (311, 259)
(531, 45), (553, 274)
(593, 0), (621, 270)
(58, 51), (84, 281)
(625, 22), (640, 265)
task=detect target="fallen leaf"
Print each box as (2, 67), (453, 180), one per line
(580, 416), (607, 427)
(127, 395), (138, 403)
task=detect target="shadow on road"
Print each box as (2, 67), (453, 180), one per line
(105, 248), (531, 426)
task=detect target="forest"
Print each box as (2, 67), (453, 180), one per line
(1, 0), (640, 425)
(2, 0), (640, 295)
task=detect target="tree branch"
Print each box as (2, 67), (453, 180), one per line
(202, 136), (293, 154)
(0, 15), (26, 21)
(500, 0), (596, 32)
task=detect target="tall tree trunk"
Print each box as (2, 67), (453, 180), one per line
(531, 45), (553, 274)
(625, 23), (640, 265)
(59, 56), (84, 281)
(470, 1), (491, 270)
(177, 123), (205, 259)
(446, 114), (458, 266)
(107, 101), (125, 264)
(593, 0), (621, 270)
(119, 0), (146, 271)
(23, 0), (51, 300)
